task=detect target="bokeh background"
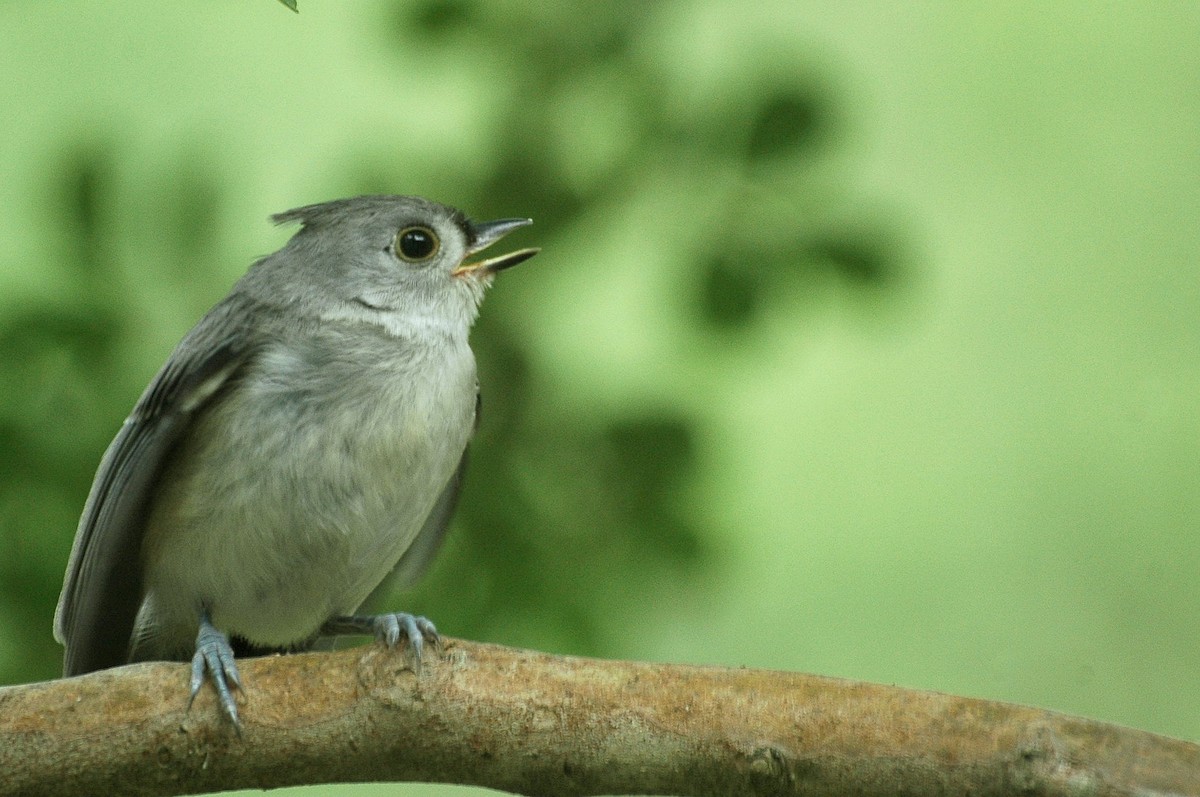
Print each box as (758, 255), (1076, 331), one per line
(1, 2), (1197, 795)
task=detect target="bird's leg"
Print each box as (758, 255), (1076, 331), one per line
(321, 612), (440, 666)
(188, 607), (244, 730)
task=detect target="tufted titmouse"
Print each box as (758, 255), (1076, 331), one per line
(54, 195), (538, 726)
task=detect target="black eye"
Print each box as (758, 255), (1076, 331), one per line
(395, 226), (439, 262)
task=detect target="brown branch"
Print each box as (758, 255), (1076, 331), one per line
(0, 638), (1195, 796)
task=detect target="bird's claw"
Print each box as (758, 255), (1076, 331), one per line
(189, 615), (243, 731)
(322, 612), (439, 667)
(374, 612), (439, 661)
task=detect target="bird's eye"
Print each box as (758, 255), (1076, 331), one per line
(394, 226), (439, 262)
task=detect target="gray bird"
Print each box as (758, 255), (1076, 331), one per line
(53, 195), (538, 726)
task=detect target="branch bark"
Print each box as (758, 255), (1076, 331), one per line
(0, 638), (1195, 797)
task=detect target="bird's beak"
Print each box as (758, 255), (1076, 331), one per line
(452, 218), (539, 278)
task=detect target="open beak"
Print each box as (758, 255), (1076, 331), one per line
(452, 217), (540, 278)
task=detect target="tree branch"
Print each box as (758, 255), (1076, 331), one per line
(1, 638), (1195, 796)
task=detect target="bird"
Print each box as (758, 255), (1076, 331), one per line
(53, 194), (538, 727)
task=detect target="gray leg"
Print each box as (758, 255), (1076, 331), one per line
(321, 612), (439, 664)
(189, 608), (243, 730)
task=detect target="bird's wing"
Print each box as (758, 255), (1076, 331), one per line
(54, 294), (260, 676)
(358, 392), (478, 611)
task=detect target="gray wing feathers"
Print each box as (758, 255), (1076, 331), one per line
(54, 297), (257, 676)
(358, 391), (477, 612)
(380, 450), (468, 593)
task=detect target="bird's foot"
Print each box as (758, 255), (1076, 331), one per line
(188, 611), (244, 731)
(321, 612), (440, 666)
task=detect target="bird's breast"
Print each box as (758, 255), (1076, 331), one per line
(139, 327), (478, 651)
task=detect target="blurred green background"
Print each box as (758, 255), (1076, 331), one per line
(1, 1), (1197, 794)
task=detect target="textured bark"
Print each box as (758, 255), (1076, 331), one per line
(0, 638), (1196, 796)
